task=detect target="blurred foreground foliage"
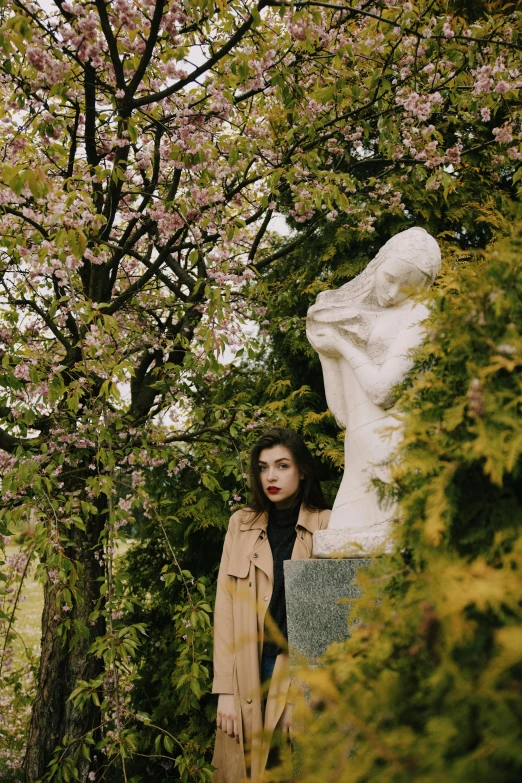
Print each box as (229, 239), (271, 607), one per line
(286, 212), (522, 782)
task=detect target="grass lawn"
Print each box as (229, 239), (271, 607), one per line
(5, 544), (44, 658)
(1, 545), (42, 782)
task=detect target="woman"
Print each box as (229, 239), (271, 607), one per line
(211, 428), (331, 783)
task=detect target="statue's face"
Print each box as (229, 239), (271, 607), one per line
(374, 255), (429, 307)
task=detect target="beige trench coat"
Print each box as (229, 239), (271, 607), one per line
(211, 505), (331, 783)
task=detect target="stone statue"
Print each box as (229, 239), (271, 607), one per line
(306, 227), (441, 556)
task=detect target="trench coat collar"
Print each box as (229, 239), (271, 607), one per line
(239, 504), (319, 534)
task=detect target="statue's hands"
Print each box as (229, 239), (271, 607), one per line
(306, 325), (341, 357)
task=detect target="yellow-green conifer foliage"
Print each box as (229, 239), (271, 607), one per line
(290, 216), (522, 782)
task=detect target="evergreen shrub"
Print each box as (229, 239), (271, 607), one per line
(290, 216), (522, 782)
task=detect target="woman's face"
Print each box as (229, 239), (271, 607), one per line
(258, 445), (303, 509)
(374, 256), (429, 308)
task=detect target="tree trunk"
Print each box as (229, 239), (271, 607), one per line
(23, 505), (106, 783)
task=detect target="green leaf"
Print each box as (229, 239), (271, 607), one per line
(68, 229), (87, 259)
(312, 85), (336, 104)
(127, 118), (138, 143)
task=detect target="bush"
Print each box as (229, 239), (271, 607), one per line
(292, 213), (522, 782)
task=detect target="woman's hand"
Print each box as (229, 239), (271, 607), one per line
(217, 694), (239, 742)
(280, 703), (293, 737)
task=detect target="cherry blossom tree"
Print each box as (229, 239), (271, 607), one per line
(0, 0), (520, 780)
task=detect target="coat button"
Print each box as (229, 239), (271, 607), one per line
(249, 581), (252, 587)
(253, 553), (258, 559)
(246, 697), (252, 704)
(264, 596), (269, 601)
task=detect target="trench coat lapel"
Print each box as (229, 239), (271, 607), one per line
(233, 511), (273, 584)
(234, 505), (321, 576)
(291, 505), (319, 559)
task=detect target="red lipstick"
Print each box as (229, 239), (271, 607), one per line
(267, 486), (280, 494)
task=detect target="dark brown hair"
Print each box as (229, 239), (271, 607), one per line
(248, 427), (329, 514)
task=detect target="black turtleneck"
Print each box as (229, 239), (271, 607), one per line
(262, 503), (299, 657)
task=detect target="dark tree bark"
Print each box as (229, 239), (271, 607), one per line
(23, 494), (107, 783)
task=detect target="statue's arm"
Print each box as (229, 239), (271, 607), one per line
(318, 355), (348, 428)
(334, 315), (427, 409)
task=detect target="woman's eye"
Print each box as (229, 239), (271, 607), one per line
(259, 465), (266, 471)
(279, 464), (289, 469)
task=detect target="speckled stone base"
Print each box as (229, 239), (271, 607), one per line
(284, 558), (370, 664)
(312, 528), (390, 558)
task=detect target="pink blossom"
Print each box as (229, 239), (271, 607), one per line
(507, 147), (522, 161)
(396, 90), (443, 121)
(473, 65), (494, 95)
(444, 144), (462, 167)
(288, 21), (307, 41)
(493, 125), (513, 144)
(480, 107), (491, 122)
(494, 80), (510, 94)
(13, 362), (31, 381)
(132, 470), (145, 488)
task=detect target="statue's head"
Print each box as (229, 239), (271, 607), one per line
(310, 226), (441, 314)
(371, 227), (441, 308)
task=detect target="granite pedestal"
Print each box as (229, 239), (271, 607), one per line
(284, 558), (370, 664)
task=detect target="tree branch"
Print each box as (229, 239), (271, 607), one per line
(162, 253), (197, 291)
(0, 208), (49, 238)
(132, 1), (268, 108)
(164, 413), (236, 443)
(94, 0), (126, 90)
(127, 0), (166, 96)
(254, 216), (323, 270)
(66, 105), (80, 179)
(14, 300), (72, 351)
(248, 207), (273, 261)
(104, 235), (183, 314)
(0, 427), (37, 455)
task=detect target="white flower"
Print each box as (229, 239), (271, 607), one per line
(496, 343), (516, 355)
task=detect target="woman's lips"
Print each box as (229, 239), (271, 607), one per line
(267, 487), (280, 494)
